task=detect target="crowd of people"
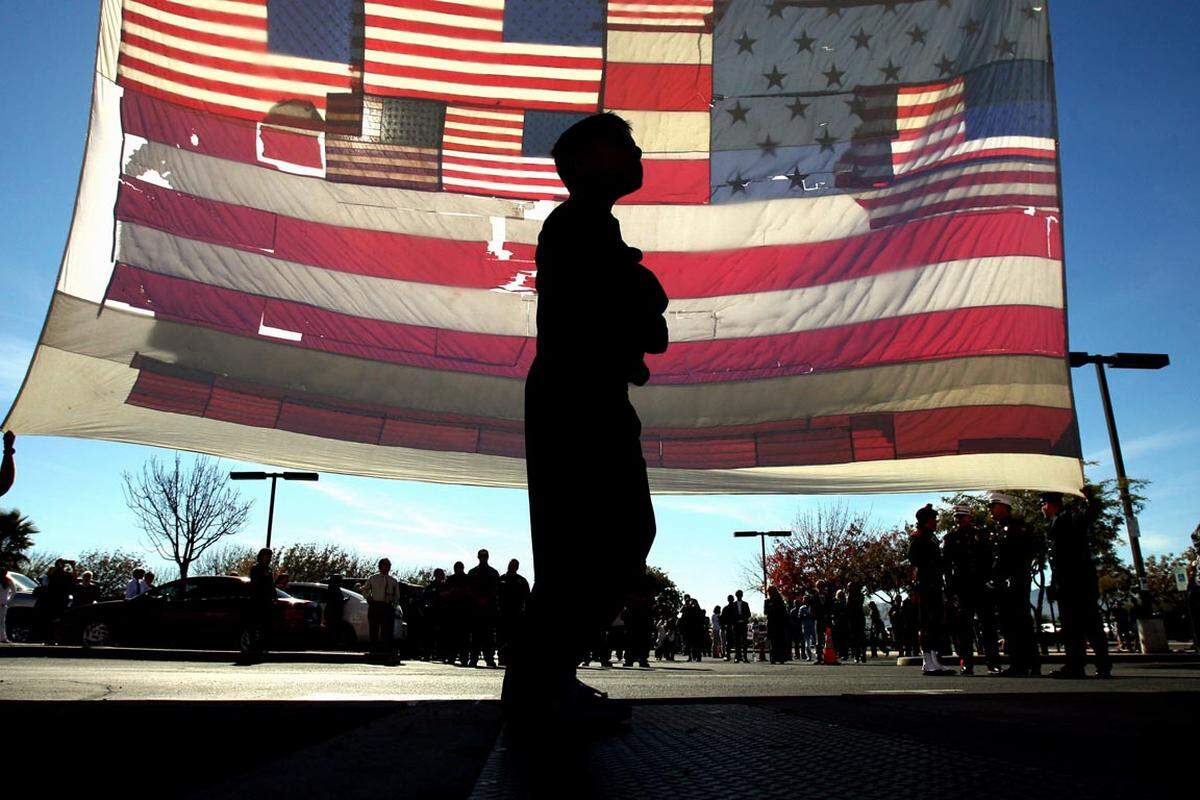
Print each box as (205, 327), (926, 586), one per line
(0, 490), (1143, 681)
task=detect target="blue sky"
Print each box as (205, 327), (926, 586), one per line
(1, 1), (1197, 607)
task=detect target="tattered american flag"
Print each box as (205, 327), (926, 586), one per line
(2, 0), (1083, 495)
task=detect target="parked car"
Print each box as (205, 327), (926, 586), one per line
(3, 571), (38, 642)
(283, 581), (406, 648)
(53, 575), (320, 651)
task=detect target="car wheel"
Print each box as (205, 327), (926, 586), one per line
(82, 621), (111, 647)
(238, 627), (256, 653)
(7, 622), (33, 643)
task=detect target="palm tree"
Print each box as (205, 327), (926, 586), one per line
(0, 508), (39, 570)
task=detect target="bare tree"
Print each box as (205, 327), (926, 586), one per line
(122, 453), (253, 580)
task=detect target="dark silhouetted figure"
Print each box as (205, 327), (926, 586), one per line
(502, 112), (667, 726)
(467, 549), (500, 667)
(943, 503), (1000, 674)
(719, 594), (735, 661)
(909, 504), (954, 675)
(420, 568), (448, 661)
(498, 559), (530, 666)
(445, 561), (471, 666)
(728, 590), (751, 663)
(324, 575), (346, 647)
(990, 493), (1038, 676)
(1042, 492), (1112, 679)
(0, 431), (14, 497)
(764, 586), (789, 663)
(246, 548), (275, 656)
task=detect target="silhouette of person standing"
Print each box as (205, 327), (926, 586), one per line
(502, 113), (668, 724)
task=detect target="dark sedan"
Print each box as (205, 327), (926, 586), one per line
(54, 575), (320, 651)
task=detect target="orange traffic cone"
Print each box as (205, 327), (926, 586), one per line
(822, 626), (840, 665)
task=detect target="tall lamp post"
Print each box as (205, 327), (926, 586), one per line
(734, 530), (791, 597)
(229, 471), (320, 549)
(1069, 351), (1169, 649)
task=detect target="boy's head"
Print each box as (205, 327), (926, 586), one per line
(552, 113), (642, 199)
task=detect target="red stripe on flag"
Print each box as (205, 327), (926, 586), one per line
(362, 60), (600, 94)
(119, 54), (331, 108)
(115, 175), (1063, 297)
(129, 0), (268, 32)
(368, 39), (603, 71)
(364, 14), (504, 42)
(123, 9), (269, 53)
(618, 158), (710, 205)
(856, 170), (1058, 211)
(603, 63), (712, 111)
(124, 357), (1076, 467)
(107, 263), (1064, 383)
(361, 82), (594, 112)
(122, 32), (354, 89)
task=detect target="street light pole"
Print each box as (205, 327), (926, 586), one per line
(733, 530), (791, 596)
(1091, 360), (1146, 582)
(1069, 352), (1169, 655)
(266, 474), (279, 549)
(229, 471), (320, 549)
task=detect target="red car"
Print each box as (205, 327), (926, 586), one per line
(55, 575), (320, 651)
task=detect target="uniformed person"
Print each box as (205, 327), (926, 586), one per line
(497, 559), (530, 666)
(444, 561), (471, 666)
(942, 503), (1000, 674)
(420, 568), (447, 662)
(989, 493), (1038, 676)
(908, 504), (955, 675)
(1042, 492), (1112, 679)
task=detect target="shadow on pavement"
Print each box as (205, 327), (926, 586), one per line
(4, 691), (1188, 799)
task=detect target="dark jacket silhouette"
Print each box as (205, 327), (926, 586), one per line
(503, 113), (669, 713)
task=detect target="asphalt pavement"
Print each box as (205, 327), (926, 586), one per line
(3, 653), (1194, 798)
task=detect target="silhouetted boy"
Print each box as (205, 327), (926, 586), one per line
(502, 113), (668, 725)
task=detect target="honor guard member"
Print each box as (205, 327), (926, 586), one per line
(942, 504), (1001, 674)
(989, 493), (1038, 676)
(909, 504), (955, 675)
(1042, 492), (1112, 679)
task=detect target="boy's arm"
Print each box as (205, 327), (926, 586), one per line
(1, 431), (14, 497)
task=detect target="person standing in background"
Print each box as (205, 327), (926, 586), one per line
(246, 548), (276, 656)
(1042, 492), (1111, 679)
(498, 559), (530, 667)
(362, 558), (401, 657)
(990, 494), (1039, 677)
(0, 568), (14, 643)
(909, 505), (955, 675)
(710, 605), (723, 659)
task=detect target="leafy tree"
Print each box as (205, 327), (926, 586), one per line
(396, 566), (438, 587)
(644, 564), (682, 623)
(20, 549), (56, 582)
(195, 543), (257, 577)
(0, 508), (38, 570)
(274, 542), (376, 582)
(762, 503), (905, 601)
(75, 549), (153, 600)
(1145, 547), (1197, 637)
(122, 453), (254, 579)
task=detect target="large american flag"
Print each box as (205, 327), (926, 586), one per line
(2, 0), (1084, 494)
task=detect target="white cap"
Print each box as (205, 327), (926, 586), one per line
(988, 492), (1017, 508)
(952, 504), (972, 516)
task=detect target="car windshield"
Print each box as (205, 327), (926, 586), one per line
(7, 572), (36, 592)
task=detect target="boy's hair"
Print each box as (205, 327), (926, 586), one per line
(551, 112), (633, 190)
